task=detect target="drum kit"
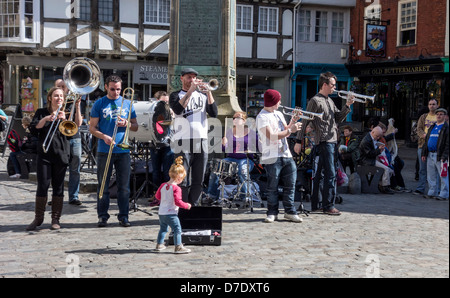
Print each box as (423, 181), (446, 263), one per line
(207, 152), (262, 212)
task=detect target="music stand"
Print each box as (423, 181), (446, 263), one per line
(128, 140), (156, 216)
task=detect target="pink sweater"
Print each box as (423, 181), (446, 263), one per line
(155, 183), (190, 215)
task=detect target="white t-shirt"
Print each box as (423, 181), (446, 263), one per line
(172, 90), (209, 140)
(256, 109), (292, 164)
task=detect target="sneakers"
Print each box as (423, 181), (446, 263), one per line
(284, 213), (303, 223)
(265, 214), (303, 222)
(9, 174), (21, 179)
(155, 244), (167, 252)
(413, 190), (424, 195)
(264, 215), (277, 223)
(174, 244), (191, 254)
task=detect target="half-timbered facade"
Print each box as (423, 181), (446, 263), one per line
(0, 0), (298, 117)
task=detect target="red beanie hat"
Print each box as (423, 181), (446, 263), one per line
(264, 89), (281, 107)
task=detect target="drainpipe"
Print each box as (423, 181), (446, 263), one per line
(291, 0), (303, 107)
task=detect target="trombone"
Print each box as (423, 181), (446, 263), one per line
(42, 103), (64, 153)
(335, 90), (376, 104)
(117, 87), (135, 150)
(41, 57), (100, 152)
(99, 97), (126, 200)
(279, 105), (324, 120)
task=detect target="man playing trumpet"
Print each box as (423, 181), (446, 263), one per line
(294, 72), (354, 215)
(89, 75), (138, 228)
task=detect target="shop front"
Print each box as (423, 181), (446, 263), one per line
(3, 55), (168, 119)
(292, 63), (354, 121)
(236, 67), (291, 118)
(346, 57), (448, 145)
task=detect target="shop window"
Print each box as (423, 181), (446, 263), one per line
(0, 0), (39, 43)
(18, 66), (40, 115)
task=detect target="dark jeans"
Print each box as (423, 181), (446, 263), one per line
(312, 142), (337, 211)
(150, 146), (174, 188)
(173, 139), (208, 206)
(264, 157), (297, 216)
(36, 155), (67, 197)
(96, 152), (131, 222)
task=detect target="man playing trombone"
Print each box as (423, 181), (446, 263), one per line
(89, 75), (138, 228)
(294, 72), (354, 215)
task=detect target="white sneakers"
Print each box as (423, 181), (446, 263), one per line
(264, 214), (303, 223)
(9, 174), (21, 179)
(155, 243), (191, 254)
(264, 215), (278, 223)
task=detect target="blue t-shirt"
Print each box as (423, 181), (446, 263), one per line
(91, 96), (136, 154)
(0, 109), (8, 121)
(427, 123), (443, 152)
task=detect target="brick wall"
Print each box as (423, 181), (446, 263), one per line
(350, 0), (447, 62)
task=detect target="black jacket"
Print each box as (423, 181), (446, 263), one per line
(358, 133), (383, 166)
(421, 122), (449, 161)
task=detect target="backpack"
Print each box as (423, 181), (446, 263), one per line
(7, 129), (22, 152)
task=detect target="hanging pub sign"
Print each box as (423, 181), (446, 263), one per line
(366, 24), (387, 58)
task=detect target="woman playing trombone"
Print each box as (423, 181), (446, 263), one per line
(27, 87), (77, 231)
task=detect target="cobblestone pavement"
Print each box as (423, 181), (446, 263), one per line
(0, 146), (448, 278)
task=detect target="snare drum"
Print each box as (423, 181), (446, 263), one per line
(211, 159), (238, 178)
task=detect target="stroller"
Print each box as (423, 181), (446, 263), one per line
(291, 137), (343, 216)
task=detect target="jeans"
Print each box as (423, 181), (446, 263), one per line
(264, 157), (297, 216)
(157, 214), (182, 246)
(150, 146), (174, 187)
(207, 157), (254, 199)
(416, 148), (428, 193)
(9, 150), (23, 175)
(312, 142), (337, 211)
(96, 152), (131, 222)
(68, 138), (82, 202)
(426, 152), (449, 199)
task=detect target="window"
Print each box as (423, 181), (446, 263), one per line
(331, 12), (344, 43)
(0, 0), (38, 42)
(79, 0), (91, 21)
(297, 10), (311, 41)
(259, 7), (278, 34)
(79, 0), (113, 23)
(315, 11), (327, 42)
(237, 4), (252, 32)
(98, 0), (113, 22)
(398, 0), (416, 46)
(297, 8), (348, 44)
(144, 0), (170, 25)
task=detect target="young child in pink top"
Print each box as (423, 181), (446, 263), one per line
(154, 156), (192, 254)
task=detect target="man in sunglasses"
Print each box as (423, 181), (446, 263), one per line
(90, 75), (138, 227)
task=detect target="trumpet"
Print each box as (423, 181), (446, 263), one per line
(279, 105), (324, 120)
(197, 79), (219, 92)
(335, 90), (375, 104)
(117, 87), (135, 150)
(42, 103), (64, 153)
